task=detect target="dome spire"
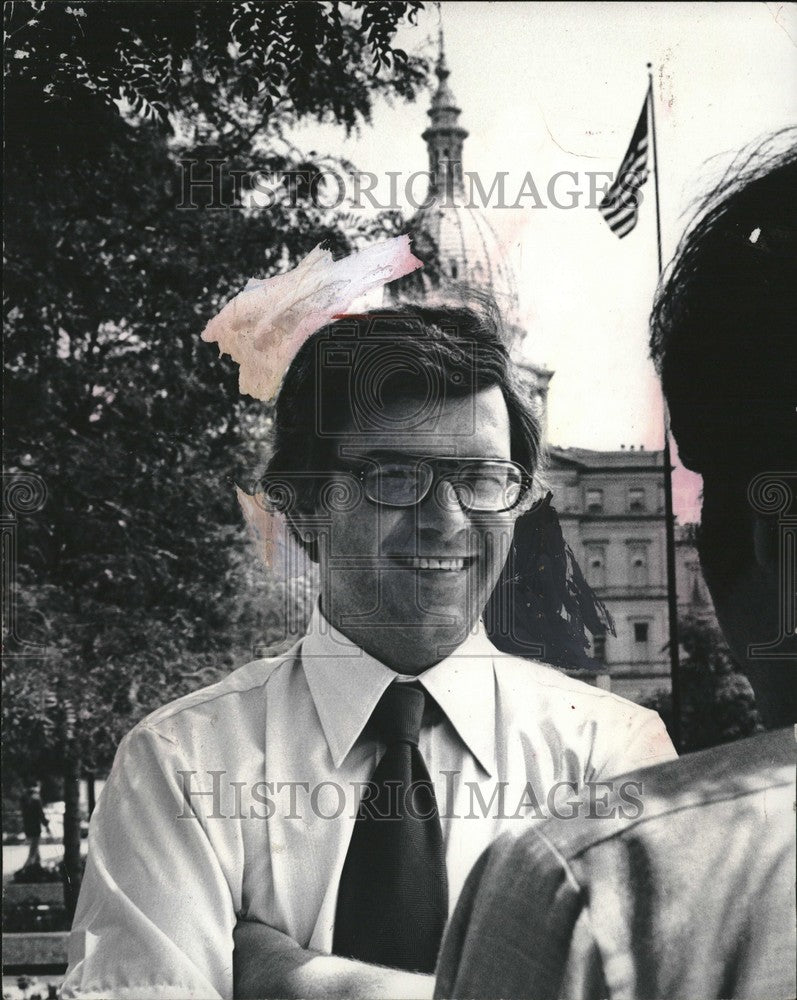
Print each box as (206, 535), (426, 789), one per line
(437, 22), (448, 80)
(422, 20), (468, 199)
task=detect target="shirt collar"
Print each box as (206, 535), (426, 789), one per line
(300, 601), (496, 776)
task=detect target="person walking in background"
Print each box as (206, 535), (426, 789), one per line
(21, 783), (50, 870)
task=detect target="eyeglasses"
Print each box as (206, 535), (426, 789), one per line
(345, 457), (532, 513)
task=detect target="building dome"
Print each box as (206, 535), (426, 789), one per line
(387, 36), (518, 317)
(387, 29), (553, 435)
(408, 200), (519, 324)
(389, 35), (522, 330)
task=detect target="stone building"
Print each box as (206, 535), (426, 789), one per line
(545, 446), (671, 702)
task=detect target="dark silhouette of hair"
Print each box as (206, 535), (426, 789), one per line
(265, 299), (541, 547)
(649, 130), (796, 593)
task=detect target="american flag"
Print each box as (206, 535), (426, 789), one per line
(599, 95), (650, 238)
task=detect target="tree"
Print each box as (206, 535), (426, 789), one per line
(3, 0), (430, 902)
(642, 615), (763, 753)
(4, 1), (425, 128)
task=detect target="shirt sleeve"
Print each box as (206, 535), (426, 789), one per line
(434, 830), (584, 1000)
(593, 707), (677, 782)
(61, 724), (237, 999)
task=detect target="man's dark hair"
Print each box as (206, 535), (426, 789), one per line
(264, 300), (541, 541)
(649, 130), (796, 594)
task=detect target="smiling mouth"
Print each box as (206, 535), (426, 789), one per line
(390, 556), (475, 571)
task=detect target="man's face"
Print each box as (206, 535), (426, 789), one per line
(309, 385), (520, 672)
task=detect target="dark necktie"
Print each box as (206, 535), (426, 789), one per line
(333, 681), (449, 973)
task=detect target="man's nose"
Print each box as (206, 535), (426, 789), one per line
(416, 478), (470, 530)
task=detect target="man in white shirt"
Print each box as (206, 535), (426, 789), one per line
(63, 303), (675, 999)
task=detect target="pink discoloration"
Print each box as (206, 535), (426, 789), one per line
(768, 3), (797, 47)
(202, 237), (422, 401)
(672, 461), (703, 524)
(235, 486), (298, 579)
(658, 52), (676, 120)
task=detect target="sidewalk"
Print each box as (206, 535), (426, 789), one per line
(2, 843), (87, 885)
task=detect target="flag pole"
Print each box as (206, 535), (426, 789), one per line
(647, 62), (682, 752)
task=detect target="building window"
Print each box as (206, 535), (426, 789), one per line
(450, 259), (459, 279)
(631, 620), (650, 664)
(628, 542), (650, 587)
(593, 634), (606, 664)
(628, 487), (646, 512)
(585, 544), (607, 588)
(586, 489), (604, 514)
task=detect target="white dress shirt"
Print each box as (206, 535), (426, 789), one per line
(63, 605), (676, 999)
